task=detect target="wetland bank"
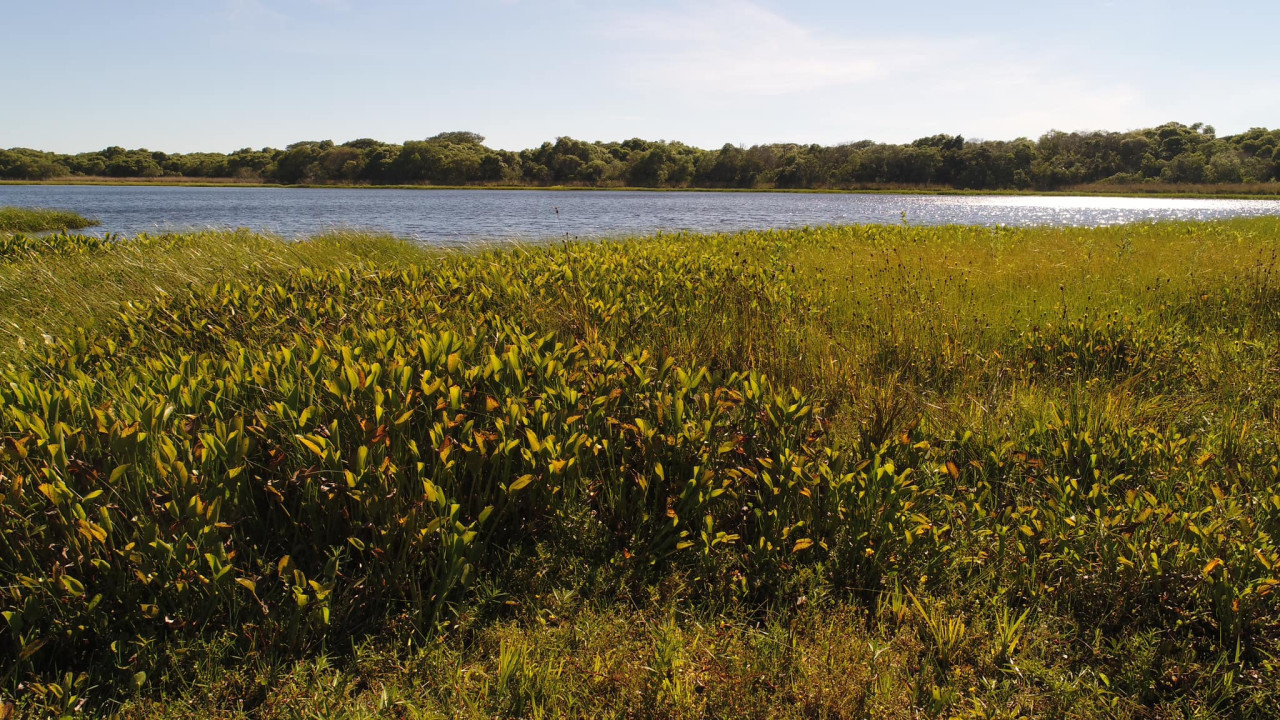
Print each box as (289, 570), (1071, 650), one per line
(0, 215), (1277, 717)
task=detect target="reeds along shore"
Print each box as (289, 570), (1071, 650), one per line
(1, 219), (1278, 718)
(0, 206), (97, 234)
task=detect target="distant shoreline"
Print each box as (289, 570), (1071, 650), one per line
(4, 177), (1280, 201)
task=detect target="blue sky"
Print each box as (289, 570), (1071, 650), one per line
(3, 0), (1277, 153)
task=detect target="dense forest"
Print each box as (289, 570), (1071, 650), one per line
(3, 122), (1279, 190)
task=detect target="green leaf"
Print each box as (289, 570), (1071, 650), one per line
(60, 575), (85, 597)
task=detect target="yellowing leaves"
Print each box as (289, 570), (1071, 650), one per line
(296, 434), (327, 459)
(525, 429), (542, 453)
(77, 519), (108, 544)
(8, 222), (1280, 707)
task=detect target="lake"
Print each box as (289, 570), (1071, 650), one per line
(4, 185), (1280, 244)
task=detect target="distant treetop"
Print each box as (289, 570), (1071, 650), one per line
(3, 122), (1277, 190)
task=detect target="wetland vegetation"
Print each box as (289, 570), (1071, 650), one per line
(0, 207), (97, 235)
(1, 218), (1279, 717)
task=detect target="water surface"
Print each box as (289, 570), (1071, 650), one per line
(3, 185), (1279, 245)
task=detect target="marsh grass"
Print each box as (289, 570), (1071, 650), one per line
(0, 229), (428, 361)
(2, 219), (1280, 718)
(0, 207), (98, 234)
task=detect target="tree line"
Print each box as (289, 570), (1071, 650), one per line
(3, 123), (1279, 190)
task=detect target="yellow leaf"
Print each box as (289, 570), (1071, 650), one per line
(296, 434), (325, 459)
(38, 483), (64, 505)
(78, 519), (108, 544)
(1203, 558), (1223, 576)
(792, 538), (814, 553)
(17, 638), (47, 661)
(509, 474), (535, 492)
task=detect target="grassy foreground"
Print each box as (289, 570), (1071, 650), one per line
(1, 220), (1279, 718)
(0, 207), (98, 234)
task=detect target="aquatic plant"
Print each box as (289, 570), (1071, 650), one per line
(2, 218), (1279, 716)
(0, 207), (98, 235)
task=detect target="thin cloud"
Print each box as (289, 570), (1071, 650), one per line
(600, 0), (1156, 141)
(303, 0), (351, 10)
(606, 0), (942, 95)
(224, 0), (289, 25)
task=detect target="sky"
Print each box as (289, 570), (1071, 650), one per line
(2, 0), (1277, 153)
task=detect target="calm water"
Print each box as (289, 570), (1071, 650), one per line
(4, 185), (1280, 245)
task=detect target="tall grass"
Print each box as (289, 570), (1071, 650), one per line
(0, 229), (427, 361)
(2, 219), (1279, 717)
(0, 207), (98, 234)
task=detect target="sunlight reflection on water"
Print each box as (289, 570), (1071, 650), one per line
(3, 186), (1279, 245)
